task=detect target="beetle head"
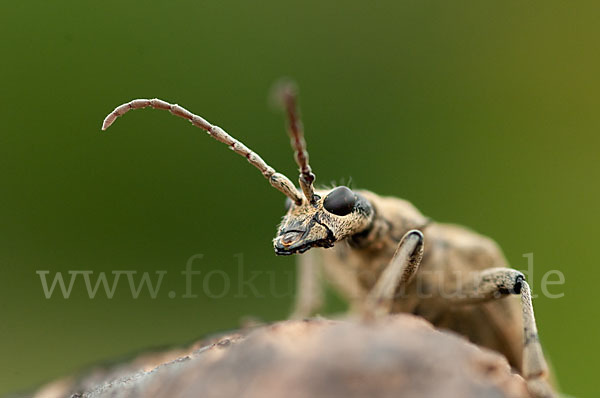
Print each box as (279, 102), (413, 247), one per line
(274, 186), (374, 255)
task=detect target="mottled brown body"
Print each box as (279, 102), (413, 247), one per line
(319, 190), (523, 370)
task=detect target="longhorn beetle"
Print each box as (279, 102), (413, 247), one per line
(102, 82), (555, 398)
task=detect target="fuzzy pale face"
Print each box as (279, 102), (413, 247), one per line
(273, 186), (374, 255)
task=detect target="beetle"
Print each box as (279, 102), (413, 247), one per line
(101, 82), (555, 398)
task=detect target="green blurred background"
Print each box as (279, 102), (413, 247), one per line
(1, 1), (598, 396)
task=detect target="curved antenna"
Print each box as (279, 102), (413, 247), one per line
(274, 81), (316, 204)
(102, 99), (303, 204)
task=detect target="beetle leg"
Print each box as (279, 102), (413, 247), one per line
(363, 230), (424, 319)
(444, 268), (555, 398)
(290, 249), (324, 319)
(520, 281), (556, 398)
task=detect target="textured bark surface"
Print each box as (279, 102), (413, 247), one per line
(33, 314), (530, 398)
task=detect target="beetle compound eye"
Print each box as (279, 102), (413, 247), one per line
(285, 197), (293, 211)
(323, 186), (356, 216)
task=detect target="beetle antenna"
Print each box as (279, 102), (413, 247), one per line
(273, 81), (316, 204)
(102, 99), (303, 204)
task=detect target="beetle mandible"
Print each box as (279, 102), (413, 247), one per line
(101, 82), (555, 398)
